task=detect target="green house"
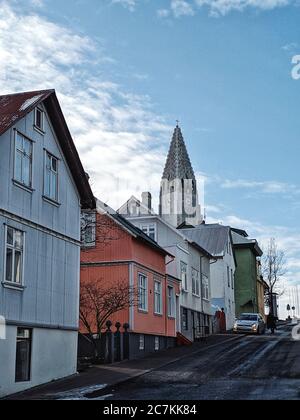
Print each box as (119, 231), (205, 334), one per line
(232, 229), (264, 318)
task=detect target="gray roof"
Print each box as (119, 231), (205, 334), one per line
(96, 200), (171, 257)
(180, 224), (231, 258)
(162, 125), (195, 180)
(232, 231), (263, 257)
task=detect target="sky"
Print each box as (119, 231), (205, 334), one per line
(0, 0), (300, 317)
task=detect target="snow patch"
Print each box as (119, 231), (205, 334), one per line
(53, 384), (109, 400)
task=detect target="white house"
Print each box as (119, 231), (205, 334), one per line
(119, 194), (213, 342)
(0, 90), (95, 397)
(180, 224), (237, 330)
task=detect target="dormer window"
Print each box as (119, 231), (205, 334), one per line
(34, 107), (44, 132)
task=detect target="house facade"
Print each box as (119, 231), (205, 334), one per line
(80, 201), (180, 359)
(180, 224), (237, 331)
(0, 90), (94, 397)
(232, 230), (265, 318)
(119, 195), (213, 342)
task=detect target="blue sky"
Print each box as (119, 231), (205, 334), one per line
(1, 0), (300, 314)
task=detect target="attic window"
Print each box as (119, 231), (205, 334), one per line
(34, 107), (44, 132)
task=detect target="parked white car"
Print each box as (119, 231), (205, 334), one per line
(233, 313), (266, 335)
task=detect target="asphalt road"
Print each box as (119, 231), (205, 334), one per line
(93, 324), (300, 400)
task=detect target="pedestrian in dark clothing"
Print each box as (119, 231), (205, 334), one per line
(267, 314), (277, 334)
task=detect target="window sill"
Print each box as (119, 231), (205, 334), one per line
(154, 312), (163, 317)
(138, 309), (148, 314)
(12, 180), (34, 194)
(192, 294), (201, 299)
(181, 289), (188, 293)
(34, 125), (45, 135)
(42, 196), (61, 207)
(2, 281), (26, 291)
(168, 315), (176, 320)
(202, 298), (210, 302)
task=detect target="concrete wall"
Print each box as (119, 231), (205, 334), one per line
(210, 243), (236, 330)
(0, 325), (77, 398)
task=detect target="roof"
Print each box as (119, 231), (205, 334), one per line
(162, 125), (196, 181)
(179, 223), (232, 258)
(231, 231), (263, 257)
(97, 200), (172, 257)
(118, 196), (212, 258)
(0, 90), (95, 209)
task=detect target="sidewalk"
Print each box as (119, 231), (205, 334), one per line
(5, 334), (243, 400)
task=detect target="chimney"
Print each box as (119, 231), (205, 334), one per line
(142, 192), (152, 213)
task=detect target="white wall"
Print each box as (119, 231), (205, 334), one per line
(0, 326), (78, 398)
(210, 248), (236, 330)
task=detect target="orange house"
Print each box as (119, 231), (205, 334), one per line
(80, 200), (180, 358)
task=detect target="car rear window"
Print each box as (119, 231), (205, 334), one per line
(239, 315), (258, 321)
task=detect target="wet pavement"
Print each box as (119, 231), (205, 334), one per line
(92, 324), (300, 400)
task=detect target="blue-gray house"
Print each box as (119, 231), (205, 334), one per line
(0, 90), (95, 397)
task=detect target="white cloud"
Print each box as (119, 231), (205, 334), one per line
(171, 0), (195, 17)
(195, 0), (291, 16)
(111, 0), (138, 11)
(0, 0), (170, 209)
(221, 179), (300, 196)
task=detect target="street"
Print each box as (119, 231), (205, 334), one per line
(88, 324), (300, 401)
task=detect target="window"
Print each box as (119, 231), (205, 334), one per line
(192, 268), (200, 297)
(5, 227), (24, 285)
(14, 132), (33, 187)
(167, 286), (175, 318)
(154, 281), (162, 315)
(227, 266), (230, 288)
(138, 274), (148, 311)
(139, 334), (145, 351)
(15, 328), (32, 382)
(180, 262), (188, 291)
(34, 107), (44, 132)
(182, 308), (188, 331)
(201, 274), (209, 300)
(231, 269), (234, 290)
(141, 224), (156, 241)
(81, 211), (96, 247)
(44, 152), (58, 201)
(155, 336), (160, 351)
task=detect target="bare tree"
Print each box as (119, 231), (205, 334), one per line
(262, 238), (286, 315)
(80, 279), (137, 359)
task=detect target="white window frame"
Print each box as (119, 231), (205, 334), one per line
(167, 285), (175, 318)
(138, 273), (148, 312)
(139, 334), (145, 351)
(227, 266), (230, 288)
(4, 226), (25, 286)
(44, 151), (59, 202)
(141, 224), (157, 242)
(201, 274), (209, 301)
(14, 131), (33, 188)
(180, 261), (188, 292)
(154, 280), (162, 315)
(192, 268), (200, 297)
(34, 107), (44, 133)
(81, 211), (96, 247)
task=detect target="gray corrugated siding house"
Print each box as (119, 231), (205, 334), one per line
(0, 90), (94, 397)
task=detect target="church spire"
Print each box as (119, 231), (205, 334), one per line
(162, 124), (196, 181)
(159, 124), (203, 228)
